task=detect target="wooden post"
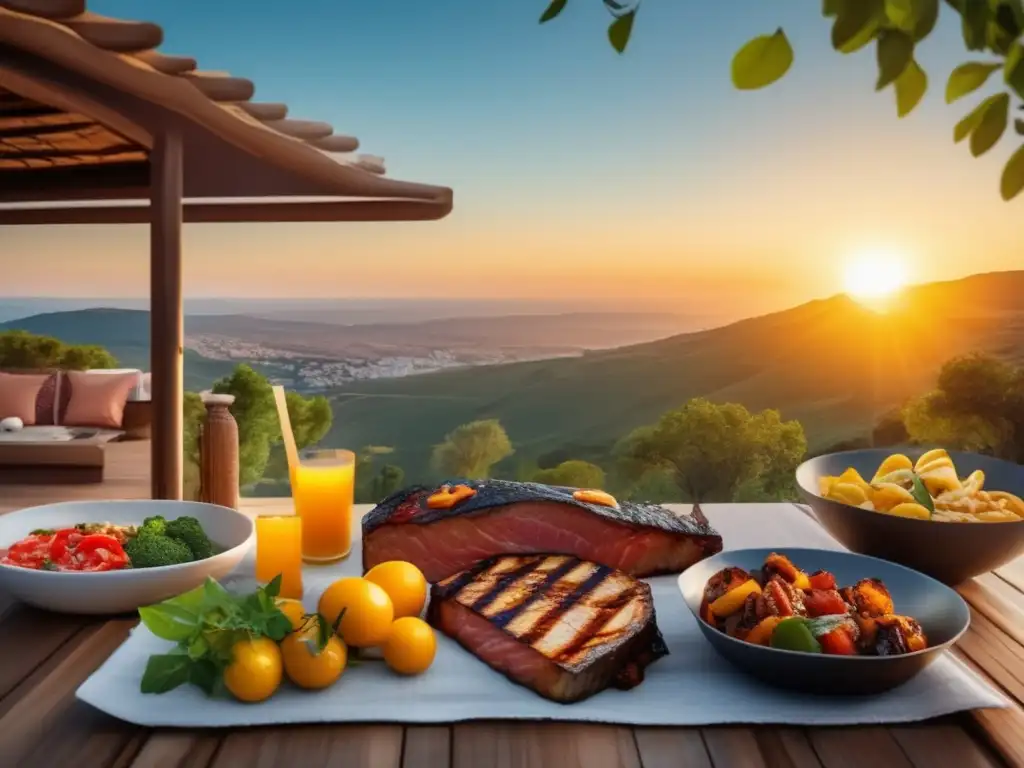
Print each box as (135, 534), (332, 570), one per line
(150, 129), (184, 500)
(199, 392), (240, 509)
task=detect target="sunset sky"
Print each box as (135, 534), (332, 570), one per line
(3, 0), (1021, 316)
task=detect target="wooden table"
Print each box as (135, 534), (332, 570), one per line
(1, 501), (1023, 767)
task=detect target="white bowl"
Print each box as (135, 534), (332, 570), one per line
(0, 500), (254, 614)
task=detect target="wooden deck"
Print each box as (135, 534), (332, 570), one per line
(2, 457), (1024, 766)
(0, 438), (151, 515)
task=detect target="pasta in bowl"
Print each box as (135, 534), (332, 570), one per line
(797, 449), (1024, 584)
(818, 448), (1024, 523)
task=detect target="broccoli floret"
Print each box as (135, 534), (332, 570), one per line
(124, 534), (192, 568)
(140, 516), (167, 536)
(165, 516), (214, 561)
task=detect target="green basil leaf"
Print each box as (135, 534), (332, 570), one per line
(140, 653), (192, 694)
(263, 574), (282, 600)
(187, 658), (221, 696)
(805, 615), (851, 637)
(910, 474), (935, 513)
(265, 612), (294, 643)
(138, 603), (200, 642)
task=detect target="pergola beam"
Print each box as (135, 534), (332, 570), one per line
(0, 197), (452, 225)
(149, 129), (183, 501)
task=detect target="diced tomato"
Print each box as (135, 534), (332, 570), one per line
(48, 528), (79, 562)
(803, 589), (849, 618)
(808, 570), (837, 591)
(819, 626), (857, 655)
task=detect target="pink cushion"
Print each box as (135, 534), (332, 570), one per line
(61, 371), (138, 429)
(34, 372), (60, 426)
(0, 372), (49, 425)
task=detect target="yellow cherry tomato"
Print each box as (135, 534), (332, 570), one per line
(318, 577), (394, 648)
(223, 637), (283, 703)
(280, 626), (347, 690)
(383, 617), (437, 676)
(364, 561), (428, 619)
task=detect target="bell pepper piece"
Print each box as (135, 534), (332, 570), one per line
(808, 570), (837, 591)
(426, 484), (478, 509)
(572, 489), (619, 508)
(744, 616), (782, 646)
(769, 617), (822, 653)
(709, 578), (762, 618)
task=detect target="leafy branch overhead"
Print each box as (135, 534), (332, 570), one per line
(538, 0), (1024, 201)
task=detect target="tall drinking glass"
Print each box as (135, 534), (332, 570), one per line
(254, 515), (304, 600)
(292, 448), (355, 563)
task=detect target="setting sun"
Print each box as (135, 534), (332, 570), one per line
(842, 251), (909, 302)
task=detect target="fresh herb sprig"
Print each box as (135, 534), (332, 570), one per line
(138, 575), (294, 696)
(909, 474), (935, 516)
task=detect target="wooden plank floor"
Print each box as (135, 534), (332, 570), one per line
(0, 439), (151, 515)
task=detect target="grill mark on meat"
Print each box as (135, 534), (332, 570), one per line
(470, 557), (557, 614)
(429, 553), (668, 703)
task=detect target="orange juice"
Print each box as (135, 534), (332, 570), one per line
(292, 449), (355, 563)
(254, 515), (303, 599)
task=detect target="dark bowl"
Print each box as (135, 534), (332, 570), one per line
(678, 547), (970, 695)
(796, 449), (1024, 585)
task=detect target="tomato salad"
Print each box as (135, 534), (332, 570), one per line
(1, 524), (134, 572)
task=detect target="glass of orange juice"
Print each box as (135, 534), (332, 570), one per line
(254, 515), (303, 599)
(292, 448), (355, 564)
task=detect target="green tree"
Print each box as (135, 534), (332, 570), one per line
(533, 459), (606, 489)
(617, 398), (807, 502)
(212, 365), (278, 487)
(0, 330), (117, 369)
(873, 407), (910, 446)
(902, 353), (1023, 458)
(210, 365), (335, 488)
(285, 390), (333, 449)
(370, 464), (406, 501)
(182, 391), (205, 500)
(432, 419), (514, 479)
(537, 0), (1024, 200)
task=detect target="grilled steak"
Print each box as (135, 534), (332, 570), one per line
(428, 554), (668, 703)
(363, 480), (722, 582)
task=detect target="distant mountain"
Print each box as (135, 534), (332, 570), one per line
(0, 308), (234, 391)
(320, 271), (1024, 482)
(185, 311), (705, 358)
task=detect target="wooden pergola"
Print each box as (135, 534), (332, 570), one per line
(0, 1), (453, 500)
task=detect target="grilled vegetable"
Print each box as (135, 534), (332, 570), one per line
(770, 617), (821, 653)
(841, 578), (894, 618)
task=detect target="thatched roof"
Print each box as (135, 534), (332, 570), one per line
(0, 0), (452, 223)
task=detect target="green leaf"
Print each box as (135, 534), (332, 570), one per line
(910, 475), (935, 513)
(140, 653), (192, 694)
(894, 59), (928, 116)
(1016, 117), (1024, 135)
(955, 92), (1005, 141)
(731, 29), (795, 90)
(912, 0), (940, 40)
(961, 0), (990, 50)
(539, 0), (568, 23)
(1005, 42), (1024, 99)
(263, 573), (282, 600)
(945, 62), (1002, 103)
(805, 615), (852, 637)
(607, 10), (636, 54)
(823, 0), (843, 17)
(886, 0), (939, 37)
(970, 91), (1010, 156)
(138, 603), (200, 642)
(186, 658), (221, 696)
(832, 0), (884, 53)
(1001, 143), (1024, 200)
(876, 30), (915, 89)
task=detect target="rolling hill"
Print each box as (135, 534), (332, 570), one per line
(321, 271), (1024, 482)
(0, 308), (235, 391)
